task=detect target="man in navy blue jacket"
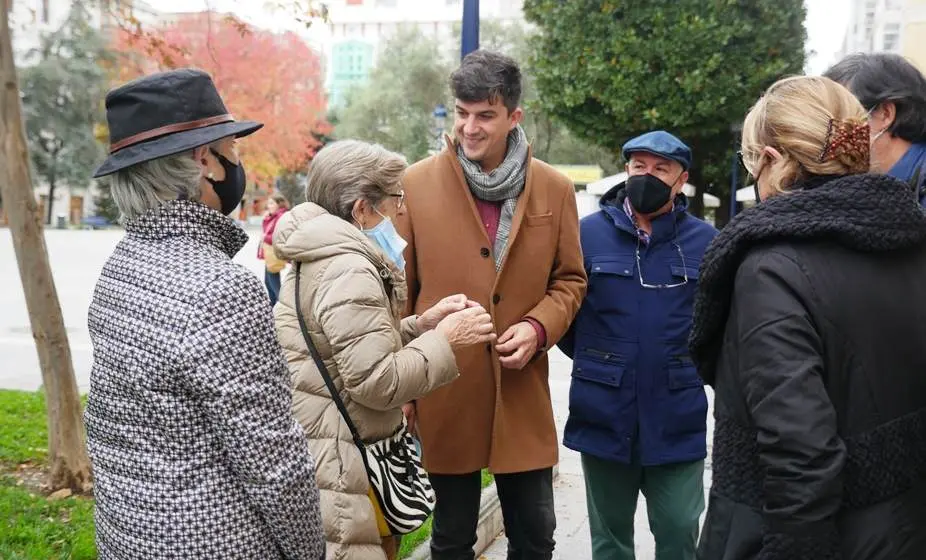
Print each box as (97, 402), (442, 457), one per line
(559, 131), (718, 560)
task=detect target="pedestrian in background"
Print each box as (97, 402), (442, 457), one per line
(260, 192), (289, 306)
(273, 140), (497, 560)
(691, 75), (926, 560)
(86, 68), (324, 559)
(559, 131), (717, 560)
(826, 52), (926, 204)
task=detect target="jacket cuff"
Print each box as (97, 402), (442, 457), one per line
(759, 522), (841, 560)
(406, 329), (459, 387)
(400, 315), (421, 345)
(524, 317), (547, 350)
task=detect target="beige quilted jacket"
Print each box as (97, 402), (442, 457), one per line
(273, 203), (459, 560)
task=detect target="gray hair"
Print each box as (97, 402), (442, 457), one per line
(305, 140), (407, 222)
(107, 150), (203, 221)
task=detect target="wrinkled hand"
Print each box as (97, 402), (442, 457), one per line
(496, 321), (539, 370)
(417, 294), (470, 332)
(436, 305), (496, 349)
(402, 402), (417, 437)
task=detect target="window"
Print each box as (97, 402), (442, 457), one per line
(883, 23), (901, 51)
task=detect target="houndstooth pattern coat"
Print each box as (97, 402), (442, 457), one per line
(85, 200), (324, 559)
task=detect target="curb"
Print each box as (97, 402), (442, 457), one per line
(409, 464), (561, 560)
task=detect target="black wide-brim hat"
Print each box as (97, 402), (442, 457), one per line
(93, 68), (263, 178)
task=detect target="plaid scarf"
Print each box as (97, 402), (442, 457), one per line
(457, 125), (529, 271)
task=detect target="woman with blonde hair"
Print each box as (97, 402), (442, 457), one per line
(272, 140), (496, 559)
(690, 76), (926, 559)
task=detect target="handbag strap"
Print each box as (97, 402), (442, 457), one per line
(294, 262), (367, 453)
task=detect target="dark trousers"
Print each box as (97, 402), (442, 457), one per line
(264, 269), (281, 307)
(430, 467), (556, 560)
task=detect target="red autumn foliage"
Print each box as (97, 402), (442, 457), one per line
(111, 12), (329, 186)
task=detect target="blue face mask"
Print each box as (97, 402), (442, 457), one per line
(360, 209), (408, 271)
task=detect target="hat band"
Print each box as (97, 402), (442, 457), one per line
(109, 113), (235, 154)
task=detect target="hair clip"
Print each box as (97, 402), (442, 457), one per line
(819, 119), (870, 164)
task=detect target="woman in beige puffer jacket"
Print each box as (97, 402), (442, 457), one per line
(272, 141), (496, 560)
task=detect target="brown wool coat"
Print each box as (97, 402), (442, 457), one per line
(397, 142), (587, 475)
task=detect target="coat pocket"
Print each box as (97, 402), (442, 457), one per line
(667, 356), (703, 390)
(569, 350), (628, 428)
(525, 212), (553, 227)
(664, 358), (707, 436)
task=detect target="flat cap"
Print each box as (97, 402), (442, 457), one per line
(622, 130), (692, 171)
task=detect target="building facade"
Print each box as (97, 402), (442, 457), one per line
(838, 0), (926, 70)
(323, 0), (525, 106)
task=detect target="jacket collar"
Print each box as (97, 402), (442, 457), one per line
(123, 199), (249, 258)
(272, 202), (406, 286)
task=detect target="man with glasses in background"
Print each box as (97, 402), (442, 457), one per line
(558, 131), (717, 560)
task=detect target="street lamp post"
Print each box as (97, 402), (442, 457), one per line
(432, 104), (448, 153)
(461, 0), (479, 60)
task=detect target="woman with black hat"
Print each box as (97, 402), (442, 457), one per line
(85, 68), (324, 559)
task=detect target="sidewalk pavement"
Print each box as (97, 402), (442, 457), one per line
(481, 348), (714, 560)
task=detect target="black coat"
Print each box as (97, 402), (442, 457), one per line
(690, 174), (926, 560)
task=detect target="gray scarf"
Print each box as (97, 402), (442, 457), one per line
(457, 125), (529, 271)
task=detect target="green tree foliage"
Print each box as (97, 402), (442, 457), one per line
(92, 182), (120, 224)
(334, 26), (452, 164)
(456, 19), (622, 174)
(523, 0), (806, 218)
(19, 3), (109, 224)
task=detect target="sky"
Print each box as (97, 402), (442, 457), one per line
(146, 0), (853, 75)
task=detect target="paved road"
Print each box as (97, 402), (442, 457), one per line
(0, 227), (267, 392)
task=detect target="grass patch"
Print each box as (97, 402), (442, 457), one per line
(0, 390), (48, 466)
(0, 480), (96, 559)
(0, 389), (500, 559)
(0, 390), (95, 559)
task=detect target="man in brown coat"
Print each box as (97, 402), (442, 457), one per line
(397, 50), (587, 560)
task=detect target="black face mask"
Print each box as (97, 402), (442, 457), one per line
(206, 149), (247, 215)
(625, 173), (679, 215)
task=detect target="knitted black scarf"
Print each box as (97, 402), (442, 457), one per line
(689, 173), (926, 385)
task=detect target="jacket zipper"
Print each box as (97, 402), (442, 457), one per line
(583, 348), (622, 362)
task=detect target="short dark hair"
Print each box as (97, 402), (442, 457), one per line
(824, 52), (926, 143)
(450, 50), (522, 113)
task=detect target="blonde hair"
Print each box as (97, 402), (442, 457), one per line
(304, 140), (407, 221)
(741, 76), (870, 194)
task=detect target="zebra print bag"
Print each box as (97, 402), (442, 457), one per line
(294, 264), (435, 535)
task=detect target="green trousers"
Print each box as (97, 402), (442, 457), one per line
(582, 453), (704, 560)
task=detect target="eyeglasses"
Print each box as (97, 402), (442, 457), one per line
(736, 151), (762, 204)
(635, 239), (688, 289)
(387, 189), (406, 208)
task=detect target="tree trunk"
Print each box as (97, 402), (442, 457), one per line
(0, 2), (92, 492)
